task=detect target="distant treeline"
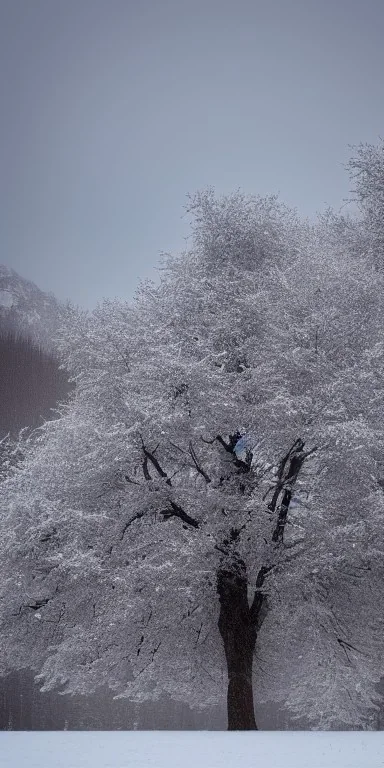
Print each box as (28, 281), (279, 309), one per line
(0, 330), (72, 437)
(0, 670), (227, 731)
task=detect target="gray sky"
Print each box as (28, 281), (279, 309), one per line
(1, 0), (383, 309)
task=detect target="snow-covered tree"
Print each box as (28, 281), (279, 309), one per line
(0, 432), (25, 483)
(346, 139), (384, 269)
(0, 187), (383, 730)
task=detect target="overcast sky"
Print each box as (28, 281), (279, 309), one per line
(1, 0), (383, 308)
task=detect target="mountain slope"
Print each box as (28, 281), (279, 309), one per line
(0, 266), (72, 438)
(0, 265), (65, 350)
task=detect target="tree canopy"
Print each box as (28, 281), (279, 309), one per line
(1, 145), (384, 729)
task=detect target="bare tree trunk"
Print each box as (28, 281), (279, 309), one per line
(215, 435), (315, 730)
(217, 559), (258, 730)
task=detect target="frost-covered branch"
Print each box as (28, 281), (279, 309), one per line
(160, 501), (200, 529)
(188, 441), (211, 484)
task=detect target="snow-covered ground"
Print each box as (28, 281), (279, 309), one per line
(1, 731), (383, 768)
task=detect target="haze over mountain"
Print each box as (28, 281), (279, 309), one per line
(0, 265), (66, 351)
(0, 265), (71, 438)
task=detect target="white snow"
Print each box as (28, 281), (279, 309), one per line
(1, 731), (383, 768)
(0, 289), (15, 308)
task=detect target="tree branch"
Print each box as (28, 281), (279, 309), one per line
(160, 501), (199, 529)
(216, 433), (253, 473)
(125, 474), (140, 485)
(249, 565), (275, 626)
(141, 442), (172, 486)
(200, 435), (216, 445)
(249, 440), (316, 630)
(270, 441), (317, 543)
(267, 438), (304, 513)
(119, 511), (146, 540)
(142, 456), (151, 481)
(216, 433), (241, 454)
(189, 441), (211, 483)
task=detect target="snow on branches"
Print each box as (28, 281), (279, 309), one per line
(0, 178), (384, 729)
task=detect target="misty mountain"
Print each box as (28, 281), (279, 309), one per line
(0, 265), (65, 351)
(0, 265), (72, 438)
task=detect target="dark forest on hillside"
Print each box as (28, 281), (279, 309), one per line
(0, 331), (71, 438)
